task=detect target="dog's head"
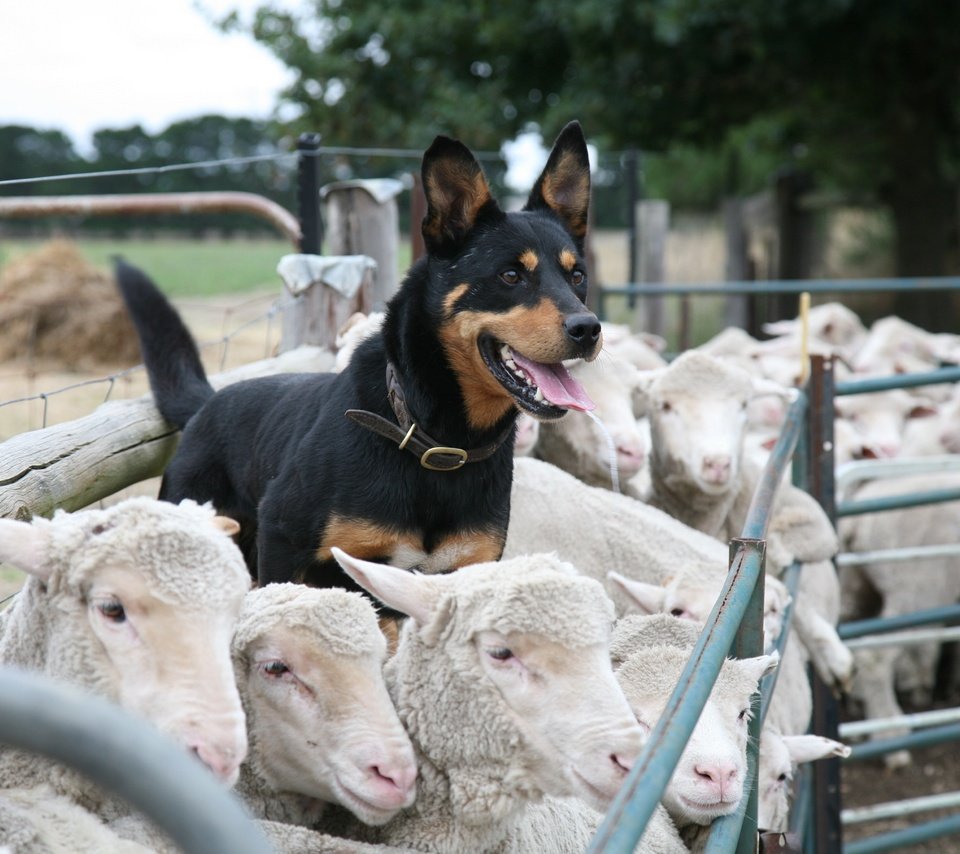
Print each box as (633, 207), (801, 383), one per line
(425, 122), (602, 430)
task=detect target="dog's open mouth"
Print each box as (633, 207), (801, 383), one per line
(480, 336), (595, 419)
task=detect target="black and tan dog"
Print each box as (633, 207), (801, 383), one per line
(117, 121), (601, 595)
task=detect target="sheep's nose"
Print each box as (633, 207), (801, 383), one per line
(694, 762), (739, 800)
(372, 758), (418, 799)
(611, 752), (634, 775)
(190, 742), (242, 785)
(564, 312), (601, 349)
(701, 455), (732, 484)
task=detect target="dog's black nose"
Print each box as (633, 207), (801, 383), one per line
(563, 312), (602, 348)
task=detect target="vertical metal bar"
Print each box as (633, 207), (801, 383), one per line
(805, 355), (843, 854)
(296, 132), (323, 255)
(732, 538), (765, 854)
(625, 148), (640, 308)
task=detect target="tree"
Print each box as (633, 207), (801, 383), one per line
(230, 0), (960, 327)
(0, 126), (84, 196)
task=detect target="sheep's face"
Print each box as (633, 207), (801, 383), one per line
(758, 732), (851, 832)
(664, 692), (751, 825)
(617, 651), (773, 828)
(239, 624), (416, 825)
(473, 629), (644, 812)
(646, 384), (749, 497)
(757, 731), (793, 832)
(84, 563), (248, 786)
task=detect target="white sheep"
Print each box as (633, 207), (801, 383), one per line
(600, 322), (668, 370)
(230, 583), (418, 828)
(851, 315), (960, 375)
(627, 350), (853, 691)
(0, 497), (251, 817)
(609, 570), (812, 738)
(838, 472), (960, 766)
(0, 785), (153, 854)
(325, 548), (686, 853)
(901, 385), (960, 455)
(334, 311), (387, 372)
(512, 412), (541, 456)
(835, 388), (939, 461)
(505, 456), (730, 617)
(756, 728), (850, 833)
(762, 302), (868, 362)
(609, 614), (777, 849)
(534, 352), (652, 489)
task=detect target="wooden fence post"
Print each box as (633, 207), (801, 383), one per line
(321, 179), (404, 306)
(277, 255), (376, 352)
(634, 200), (669, 338)
(724, 197), (750, 330)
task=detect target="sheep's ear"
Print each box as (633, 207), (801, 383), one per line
(783, 734), (851, 763)
(761, 319), (797, 337)
(332, 548), (440, 625)
(0, 518), (54, 580)
(212, 516), (240, 537)
(751, 376), (799, 399)
(630, 368), (665, 416)
(607, 571), (666, 615)
(739, 651), (780, 686)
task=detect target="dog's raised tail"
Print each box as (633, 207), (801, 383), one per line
(115, 259), (214, 429)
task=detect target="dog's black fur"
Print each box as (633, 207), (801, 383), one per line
(117, 121), (601, 595)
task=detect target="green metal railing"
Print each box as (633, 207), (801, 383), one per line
(588, 391), (808, 853)
(833, 363), (960, 853)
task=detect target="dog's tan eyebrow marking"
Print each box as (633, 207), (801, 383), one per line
(442, 283), (470, 317)
(519, 250), (539, 272)
(559, 249), (577, 271)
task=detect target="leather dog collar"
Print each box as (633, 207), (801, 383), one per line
(345, 361), (515, 471)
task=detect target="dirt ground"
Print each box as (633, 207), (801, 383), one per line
(1, 232), (958, 849)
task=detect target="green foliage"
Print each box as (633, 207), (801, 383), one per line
(227, 0), (960, 270)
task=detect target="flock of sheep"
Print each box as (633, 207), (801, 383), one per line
(0, 300), (956, 852)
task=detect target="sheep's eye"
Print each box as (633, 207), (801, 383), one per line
(487, 647), (514, 662)
(499, 269), (521, 286)
(738, 707), (750, 722)
(670, 608), (685, 618)
(97, 600), (126, 623)
(660, 401), (672, 413)
(262, 660), (290, 677)
(572, 270), (585, 287)
(777, 772), (789, 783)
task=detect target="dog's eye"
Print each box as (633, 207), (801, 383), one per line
(499, 270), (521, 286)
(572, 270), (585, 286)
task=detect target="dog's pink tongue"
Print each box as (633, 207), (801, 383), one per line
(511, 352), (595, 411)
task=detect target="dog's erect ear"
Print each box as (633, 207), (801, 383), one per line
(525, 121), (591, 243)
(421, 136), (501, 254)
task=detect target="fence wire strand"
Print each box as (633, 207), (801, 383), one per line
(0, 295), (290, 431)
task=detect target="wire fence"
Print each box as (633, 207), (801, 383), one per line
(0, 289), (294, 437)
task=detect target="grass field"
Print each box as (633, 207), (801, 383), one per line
(0, 237), (297, 296)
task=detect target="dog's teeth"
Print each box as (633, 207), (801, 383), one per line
(534, 387), (544, 402)
(505, 358), (517, 370)
(500, 344), (512, 360)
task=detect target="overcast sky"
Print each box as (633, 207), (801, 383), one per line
(0, 0), (295, 155)
(0, 0), (553, 187)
